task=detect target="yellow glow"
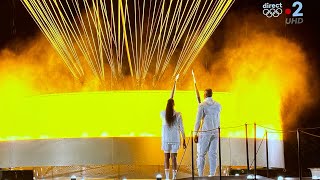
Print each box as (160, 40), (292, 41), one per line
(0, 91), (282, 141)
(1, 0), (313, 144)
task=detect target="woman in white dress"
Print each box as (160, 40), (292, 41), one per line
(161, 98), (186, 179)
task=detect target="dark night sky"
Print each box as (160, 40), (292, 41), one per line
(0, 0), (319, 177)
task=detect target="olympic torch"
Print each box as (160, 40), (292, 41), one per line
(192, 70), (201, 104)
(170, 74), (180, 99)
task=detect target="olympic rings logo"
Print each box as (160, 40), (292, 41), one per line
(263, 8), (283, 18)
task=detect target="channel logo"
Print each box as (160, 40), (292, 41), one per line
(285, 1), (304, 24)
(262, 3), (283, 18)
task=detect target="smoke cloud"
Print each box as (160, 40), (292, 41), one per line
(0, 12), (317, 128)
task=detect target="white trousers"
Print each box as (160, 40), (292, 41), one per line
(197, 134), (218, 176)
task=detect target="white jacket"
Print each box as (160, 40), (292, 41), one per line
(194, 97), (221, 135)
(161, 110), (185, 144)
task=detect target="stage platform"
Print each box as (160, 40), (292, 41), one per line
(0, 137), (284, 168)
(0, 167), (315, 180)
(0, 136), (285, 179)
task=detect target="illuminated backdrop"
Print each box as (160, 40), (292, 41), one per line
(0, 91), (281, 140)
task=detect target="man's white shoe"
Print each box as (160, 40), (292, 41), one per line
(208, 174), (215, 177)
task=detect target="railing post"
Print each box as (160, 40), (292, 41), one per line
(245, 123), (250, 174)
(191, 132), (195, 180)
(218, 127), (222, 180)
(254, 123), (257, 180)
(266, 130), (269, 178)
(297, 129), (302, 180)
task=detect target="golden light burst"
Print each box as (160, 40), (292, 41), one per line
(20, 0), (234, 85)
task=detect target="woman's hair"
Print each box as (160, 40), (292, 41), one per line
(165, 98), (176, 127)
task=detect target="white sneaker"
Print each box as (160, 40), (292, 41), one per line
(208, 174), (215, 177)
(172, 170), (177, 179)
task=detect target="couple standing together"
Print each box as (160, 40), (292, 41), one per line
(160, 88), (222, 179)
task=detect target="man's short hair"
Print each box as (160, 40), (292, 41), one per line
(205, 88), (213, 97)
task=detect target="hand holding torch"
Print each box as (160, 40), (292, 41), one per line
(192, 70), (201, 104)
(170, 74), (180, 99)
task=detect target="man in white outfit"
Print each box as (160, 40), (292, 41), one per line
(194, 89), (221, 177)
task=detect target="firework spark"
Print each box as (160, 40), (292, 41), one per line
(20, 0), (234, 86)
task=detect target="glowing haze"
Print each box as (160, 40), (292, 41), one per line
(0, 27), (315, 140)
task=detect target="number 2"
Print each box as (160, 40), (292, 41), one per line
(292, 1), (303, 17)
